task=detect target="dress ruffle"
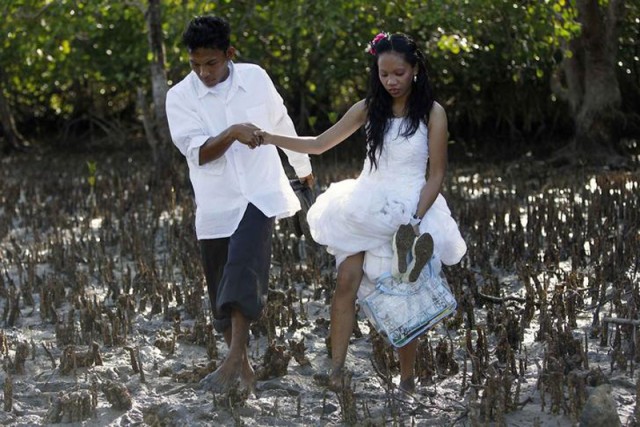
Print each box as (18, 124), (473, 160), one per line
(305, 118), (466, 291)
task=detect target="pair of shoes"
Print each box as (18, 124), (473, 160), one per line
(392, 224), (434, 283)
(406, 233), (434, 282)
(391, 223), (416, 279)
(407, 233), (433, 282)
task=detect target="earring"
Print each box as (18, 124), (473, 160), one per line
(413, 75), (417, 83)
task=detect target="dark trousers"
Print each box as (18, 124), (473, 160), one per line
(200, 203), (274, 332)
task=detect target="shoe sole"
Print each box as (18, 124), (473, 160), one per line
(392, 224), (416, 277)
(407, 233), (434, 282)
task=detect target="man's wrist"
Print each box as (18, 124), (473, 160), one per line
(409, 214), (422, 226)
(226, 125), (237, 142)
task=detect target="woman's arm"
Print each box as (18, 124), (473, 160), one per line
(257, 99), (367, 155)
(199, 123), (261, 165)
(414, 102), (448, 218)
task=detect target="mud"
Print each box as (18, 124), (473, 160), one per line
(0, 152), (638, 426)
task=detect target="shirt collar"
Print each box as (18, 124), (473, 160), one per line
(194, 61), (247, 99)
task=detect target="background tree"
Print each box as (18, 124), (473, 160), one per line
(130, 0), (173, 171)
(0, 0), (149, 151)
(0, 68), (30, 152)
(552, 0), (631, 165)
(1, 0), (638, 166)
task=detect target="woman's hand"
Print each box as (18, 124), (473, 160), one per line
(252, 129), (270, 148)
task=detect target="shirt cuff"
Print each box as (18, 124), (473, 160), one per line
(294, 161), (313, 178)
(186, 135), (210, 167)
(281, 147), (313, 178)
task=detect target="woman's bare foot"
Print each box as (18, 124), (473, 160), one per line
(390, 377), (415, 403)
(313, 367), (348, 392)
(398, 376), (416, 394)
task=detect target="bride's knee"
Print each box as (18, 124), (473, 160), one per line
(334, 271), (360, 301)
(334, 253), (364, 301)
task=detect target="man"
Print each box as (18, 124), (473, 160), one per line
(166, 15), (313, 393)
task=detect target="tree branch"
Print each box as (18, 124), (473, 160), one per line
(605, 0), (626, 55)
(477, 292), (526, 304)
(602, 317), (640, 326)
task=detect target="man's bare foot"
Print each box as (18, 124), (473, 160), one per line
(200, 360), (242, 393)
(239, 359), (256, 394)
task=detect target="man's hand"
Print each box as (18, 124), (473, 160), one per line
(232, 123), (262, 148)
(299, 173), (315, 189)
(199, 123), (263, 164)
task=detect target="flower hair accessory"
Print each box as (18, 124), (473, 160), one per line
(365, 32), (390, 55)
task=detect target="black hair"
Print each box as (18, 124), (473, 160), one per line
(182, 16), (231, 52)
(364, 33), (434, 170)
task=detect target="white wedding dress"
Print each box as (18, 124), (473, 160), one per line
(307, 117), (467, 297)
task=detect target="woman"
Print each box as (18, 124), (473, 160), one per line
(255, 32), (466, 393)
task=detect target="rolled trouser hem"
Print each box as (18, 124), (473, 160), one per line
(213, 304), (264, 334)
(212, 317), (232, 333)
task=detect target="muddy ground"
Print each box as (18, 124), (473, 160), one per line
(0, 151), (639, 426)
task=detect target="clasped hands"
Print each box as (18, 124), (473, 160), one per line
(231, 123), (314, 188)
(231, 123), (268, 149)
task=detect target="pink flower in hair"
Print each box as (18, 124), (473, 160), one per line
(365, 32), (389, 55)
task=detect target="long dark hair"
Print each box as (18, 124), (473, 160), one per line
(364, 33), (434, 170)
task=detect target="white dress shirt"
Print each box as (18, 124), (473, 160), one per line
(166, 62), (313, 239)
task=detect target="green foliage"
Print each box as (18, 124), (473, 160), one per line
(1, 0), (638, 151)
(86, 160), (97, 188)
(2, 1), (147, 121)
